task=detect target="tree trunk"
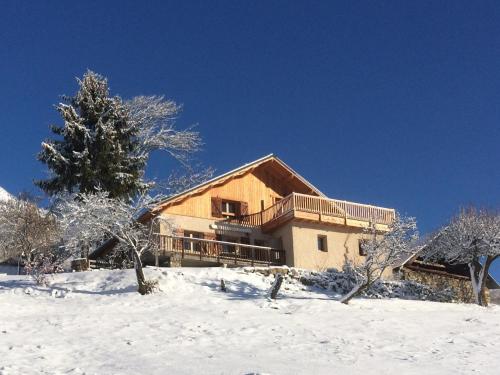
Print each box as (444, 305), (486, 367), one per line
(477, 256), (495, 307)
(132, 250), (148, 295)
(340, 282), (369, 305)
(269, 273), (284, 299)
(81, 241), (89, 259)
(468, 262), (482, 305)
(469, 259), (494, 307)
(17, 255), (22, 275)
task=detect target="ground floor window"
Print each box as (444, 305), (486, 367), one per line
(216, 235), (238, 253)
(358, 239), (368, 256)
(317, 235), (328, 252)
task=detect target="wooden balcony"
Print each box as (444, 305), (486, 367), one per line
(157, 235), (286, 267)
(225, 192), (395, 232)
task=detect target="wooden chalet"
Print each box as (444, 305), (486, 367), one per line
(91, 154), (395, 270)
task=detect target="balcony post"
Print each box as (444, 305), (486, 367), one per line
(344, 201), (348, 225)
(318, 197), (323, 221)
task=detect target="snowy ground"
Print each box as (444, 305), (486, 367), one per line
(1, 267), (499, 375)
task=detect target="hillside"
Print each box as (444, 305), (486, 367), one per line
(0, 267), (499, 374)
(0, 186), (12, 202)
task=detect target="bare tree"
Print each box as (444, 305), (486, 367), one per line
(424, 208), (500, 306)
(340, 214), (418, 304)
(0, 194), (60, 279)
(126, 95), (203, 166)
(56, 190), (170, 295)
(155, 165), (215, 197)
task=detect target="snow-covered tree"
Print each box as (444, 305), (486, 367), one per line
(125, 95), (201, 165)
(56, 190), (169, 295)
(36, 71), (202, 200)
(0, 194), (60, 263)
(424, 208), (500, 306)
(340, 214), (418, 304)
(24, 247), (66, 285)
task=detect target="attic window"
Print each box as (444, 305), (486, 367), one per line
(221, 200), (237, 218)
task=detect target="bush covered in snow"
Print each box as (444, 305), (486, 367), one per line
(24, 248), (65, 285)
(296, 266), (455, 302)
(245, 266), (454, 303)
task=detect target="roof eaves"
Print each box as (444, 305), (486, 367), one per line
(271, 156), (326, 197)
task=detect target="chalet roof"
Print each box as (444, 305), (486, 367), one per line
(152, 154), (325, 213)
(392, 247), (424, 269)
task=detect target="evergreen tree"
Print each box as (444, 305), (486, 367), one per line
(36, 70), (203, 200)
(36, 71), (146, 199)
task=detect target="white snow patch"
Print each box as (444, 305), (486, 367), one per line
(0, 267), (499, 374)
(0, 186), (12, 202)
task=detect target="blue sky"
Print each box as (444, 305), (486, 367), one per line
(0, 2), (499, 274)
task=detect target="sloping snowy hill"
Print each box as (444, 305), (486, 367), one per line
(0, 267), (499, 375)
(0, 186), (12, 201)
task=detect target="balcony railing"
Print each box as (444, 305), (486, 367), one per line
(157, 235), (286, 266)
(224, 192), (395, 229)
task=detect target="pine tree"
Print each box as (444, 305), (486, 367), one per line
(36, 71), (149, 199)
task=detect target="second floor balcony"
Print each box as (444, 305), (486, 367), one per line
(224, 192), (395, 233)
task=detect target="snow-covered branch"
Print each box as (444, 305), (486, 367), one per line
(126, 95), (203, 165)
(340, 214), (418, 304)
(37, 71), (205, 200)
(423, 208), (500, 306)
(55, 190), (170, 294)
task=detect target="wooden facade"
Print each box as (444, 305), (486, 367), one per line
(157, 158), (322, 219)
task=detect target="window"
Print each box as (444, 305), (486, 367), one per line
(217, 234), (237, 253)
(359, 240), (368, 256)
(221, 200), (238, 218)
(317, 235), (327, 252)
(212, 198), (248, 218)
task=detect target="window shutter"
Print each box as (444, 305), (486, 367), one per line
(240, 201), (249, 216)
(211, 197), (223, 218)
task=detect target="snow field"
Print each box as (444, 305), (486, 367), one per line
(0, 267), (499, 375)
